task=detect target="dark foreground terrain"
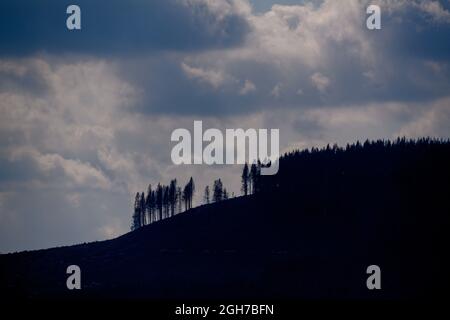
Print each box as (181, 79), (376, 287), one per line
(1, 139), (449, 301)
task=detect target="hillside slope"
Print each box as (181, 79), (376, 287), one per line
(1, 140), (449, 300)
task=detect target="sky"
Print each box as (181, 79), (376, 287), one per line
(1, 0), (450, 253)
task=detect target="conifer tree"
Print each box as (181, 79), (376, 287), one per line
(204, 185), (210, 204)
(241, 163), (249, 195)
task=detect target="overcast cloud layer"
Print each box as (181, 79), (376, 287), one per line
(1, 0), (450, 253)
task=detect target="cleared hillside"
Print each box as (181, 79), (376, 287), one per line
(1, 139), (449, 301)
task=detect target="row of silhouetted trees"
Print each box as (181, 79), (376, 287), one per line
(240, 161), (262, 196)
(131, 174), (239, 230)
(131, 137), (450, 230)
(131, 177), (195, 230)
(131, 162), (265, 230)
(202, 179), (231, 204)
(247, 137), (450, 201)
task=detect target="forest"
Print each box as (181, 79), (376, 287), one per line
(3, 137), (450, 300)
(132, 137), (450, 228)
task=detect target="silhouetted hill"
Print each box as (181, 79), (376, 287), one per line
(1, 139), (450, 301)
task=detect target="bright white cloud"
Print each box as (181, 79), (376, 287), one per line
(398, 98), (450, 138)
(181, 62), (227, 88)
(9, 147), (112, 190)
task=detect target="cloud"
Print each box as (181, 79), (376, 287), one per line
(0, 57), (160, 251)
(181, 62), (227, 88)
(0, 0), (250, 56)
(240, 79), (256, 95)
(310, 72), (330, 93)
(416, 0), (450, 23)
(398, 97), (450, 137)
(114, 0), (450, 116)
(1, 0), (450, 253)
(9, 147), (112, 190)
(66, 193), (82, 208)
(271, 83), (282, 97)
(97, 218), (123, 239)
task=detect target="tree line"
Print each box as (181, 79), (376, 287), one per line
(251, 137), (450, 200)
(240, 161), (263, 196)
(131, 161), (267, 230)
(131, 137), (450, 230)
(131, 177), (195, 230)
(203, 178), (231, 204)
(131, 175), (238, 230)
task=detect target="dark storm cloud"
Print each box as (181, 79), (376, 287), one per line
(111, 0), (450, 116)
(2, 0), (450, 116)
(371, 2), (450, 61)
(0, 0), (249, 56)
